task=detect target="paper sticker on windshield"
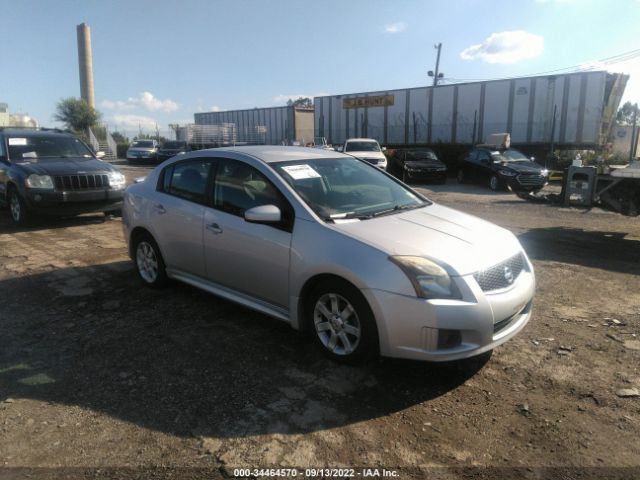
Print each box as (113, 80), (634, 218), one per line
(282, 164), (321, 180)
(8, 138), (27, 146)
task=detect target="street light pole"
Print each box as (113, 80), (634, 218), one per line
(433, 42), (442, 87)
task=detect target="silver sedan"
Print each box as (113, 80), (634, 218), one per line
(122, 146), (535, 363)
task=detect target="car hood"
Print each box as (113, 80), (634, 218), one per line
(405, 160), (445, 169)
(159, 148), (183, 153)
(498, 161), (544, 174)
(332, 203), (522, 275)
(14, 157), (113, 175)
(347, 151), (386, 159)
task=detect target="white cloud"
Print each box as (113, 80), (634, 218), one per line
(110, 114), (159, 131)
(210, 105), (222, 112)
(383, 22), (407, 34)
(101, 91), (179, 113)
(460, 30), (544, 64)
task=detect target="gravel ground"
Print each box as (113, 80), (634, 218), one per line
(0, 164), (639, 480)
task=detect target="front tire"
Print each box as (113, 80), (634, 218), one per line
(133, 233), (168, 287)
(8, 187), (31, 226)
(306, 279), (379, 364)
(457, 169), (465, 183)
(489, 175), (500, 191)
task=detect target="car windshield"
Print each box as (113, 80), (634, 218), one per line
(408, 150), (438, 161)
(273, 157), (428, 221)
(163, 142), (185, 149)
(345, 141), (380, 152)
(496, 149), (529, 162)
(7, 135), (94, 162)
(132, 140), (154, 148)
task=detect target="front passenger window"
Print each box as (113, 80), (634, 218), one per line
(214, 159), (286, 217)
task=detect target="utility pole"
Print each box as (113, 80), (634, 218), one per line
(428, 43), (444, 87)
(630, 103), (638, 164)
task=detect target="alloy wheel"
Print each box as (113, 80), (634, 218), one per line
(313, 293), (361, 356)
(9, 192), (21, 223)
(136, 241), (159, 283)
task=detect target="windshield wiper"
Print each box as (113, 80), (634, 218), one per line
(372, 203), (426, 217)
(328, 212), (373, 221)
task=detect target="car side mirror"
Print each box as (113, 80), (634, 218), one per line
(96, 151), (106, 159)
(480, 159), (489, 165)
(381, 146), (387, 151)
(244, 204), (281, 224)
(530, 156), (536, 161)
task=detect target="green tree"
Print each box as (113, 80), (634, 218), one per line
(111, 131), (129, 144)
(617, 101), (638, 125)
(54, 97), (101, 133)
(286, 97), (313, 108)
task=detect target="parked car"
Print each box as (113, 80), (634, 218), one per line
(126, 139), (159, 163)
(157, 141), (188, 163)
(0, 128), (125, 225)
(342, 138), (387, 170)
(123, 146), (535, 364)
(388, 148), (447, 184)
(457, 147), (549, 192)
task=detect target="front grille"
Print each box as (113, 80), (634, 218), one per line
(474, 252), (525, 292)
(516, 174), (545, 187)
(54, 174), (110, 191)
(363, 158), (381, 164)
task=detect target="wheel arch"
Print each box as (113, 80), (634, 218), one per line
(129, 226), (158, 260)
(296, 273), (373, 333)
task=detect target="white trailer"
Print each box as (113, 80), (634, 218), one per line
(314, 71), (628, 149)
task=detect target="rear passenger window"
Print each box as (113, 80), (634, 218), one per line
(161, 159), (211, 204)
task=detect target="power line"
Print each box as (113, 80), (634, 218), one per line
(444, 48), (640, 84)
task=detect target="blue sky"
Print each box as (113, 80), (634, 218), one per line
(1, 0), (639, 137)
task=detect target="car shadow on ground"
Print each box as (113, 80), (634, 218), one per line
(518, 227), (640, 275)
(0, 209), (116, 233)
(0, 261), (489, 439)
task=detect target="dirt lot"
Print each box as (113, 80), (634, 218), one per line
(1, 165), (639, 479)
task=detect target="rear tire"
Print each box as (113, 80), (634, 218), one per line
(133, 233), (168, 288)
(306, 279), (379, 365)
(8, 187), (31, 226)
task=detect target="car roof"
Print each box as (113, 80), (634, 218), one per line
(196, 145), (345, 164)
(0, 128), (73, 137)
(345, 138), (378, 142)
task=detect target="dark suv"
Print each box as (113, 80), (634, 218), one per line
(457, 147), (548, 192)
(0, 128), (126, 225)
(157, 141), (189, 163)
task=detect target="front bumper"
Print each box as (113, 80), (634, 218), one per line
(505, 174), (548, 191)
(404, 169), (447, 182)
(362, 255), (535, 362)
(25, 188), (124, 216)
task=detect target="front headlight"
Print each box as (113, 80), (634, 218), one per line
(389, 256), (461, 299)
(108, 171), (126, 188)
(541, 169), (549, 176)
(25, 174), (54, 189)
(497, 169), (517, 177)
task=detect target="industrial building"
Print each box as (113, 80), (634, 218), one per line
(193, 105), (314, 146)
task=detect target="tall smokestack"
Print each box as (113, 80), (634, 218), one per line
(76, 23), (95, 108)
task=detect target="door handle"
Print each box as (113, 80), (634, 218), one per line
(206, 222), (223, 234)
(153, 203), (166, 214)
